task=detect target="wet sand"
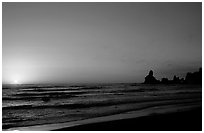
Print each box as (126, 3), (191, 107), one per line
(56, 107), (202, 131)
(53, 108), (202, 131)
(6, 103), (201, 131)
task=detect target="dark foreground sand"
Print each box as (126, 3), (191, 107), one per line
(55, 107), (202, 131)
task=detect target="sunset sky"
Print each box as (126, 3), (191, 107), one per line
(2, 2), (202, 84)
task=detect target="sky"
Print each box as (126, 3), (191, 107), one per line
(2, 2), (202, 84)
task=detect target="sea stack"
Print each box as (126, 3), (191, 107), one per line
(185, 68), (202, 84)
(144, 70), (159, 84)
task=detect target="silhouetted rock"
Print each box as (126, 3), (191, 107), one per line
(144, 70), (160, 84)
(161, 78), (169, 84)
(172, 75), (181, 84)
(185, 68), (202, 84)
(143, 68), (202, 85)
(180, 78), (185, 83)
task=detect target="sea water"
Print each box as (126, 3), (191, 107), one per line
(2, 83), (202, 130)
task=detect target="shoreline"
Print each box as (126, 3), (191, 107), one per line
(58, 107), (201, 131)
(5, 103), (201, 131)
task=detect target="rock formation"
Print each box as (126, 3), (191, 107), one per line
(144, 70), (160, 84)
(161, 78), (169, 84)
(185, 68), (202, 84)
(143, 68), (201, 84)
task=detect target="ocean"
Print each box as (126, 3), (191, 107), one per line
(2, 83), (202, 130)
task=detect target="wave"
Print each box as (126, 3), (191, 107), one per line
(3, 95), (201, 110)
(3, 97), (201, 130)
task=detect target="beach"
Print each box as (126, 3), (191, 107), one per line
(3, 83), (202, 131)
(6, 100), (201, 131)
(56, 107), (201, 131)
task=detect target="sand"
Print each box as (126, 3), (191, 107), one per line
(57, 107), (201, 131)
(5, 103), (201, 131)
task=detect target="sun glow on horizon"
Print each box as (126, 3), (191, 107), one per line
(13, 80), (20, 84)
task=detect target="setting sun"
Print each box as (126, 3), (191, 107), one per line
(13, 80), (19, 84)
